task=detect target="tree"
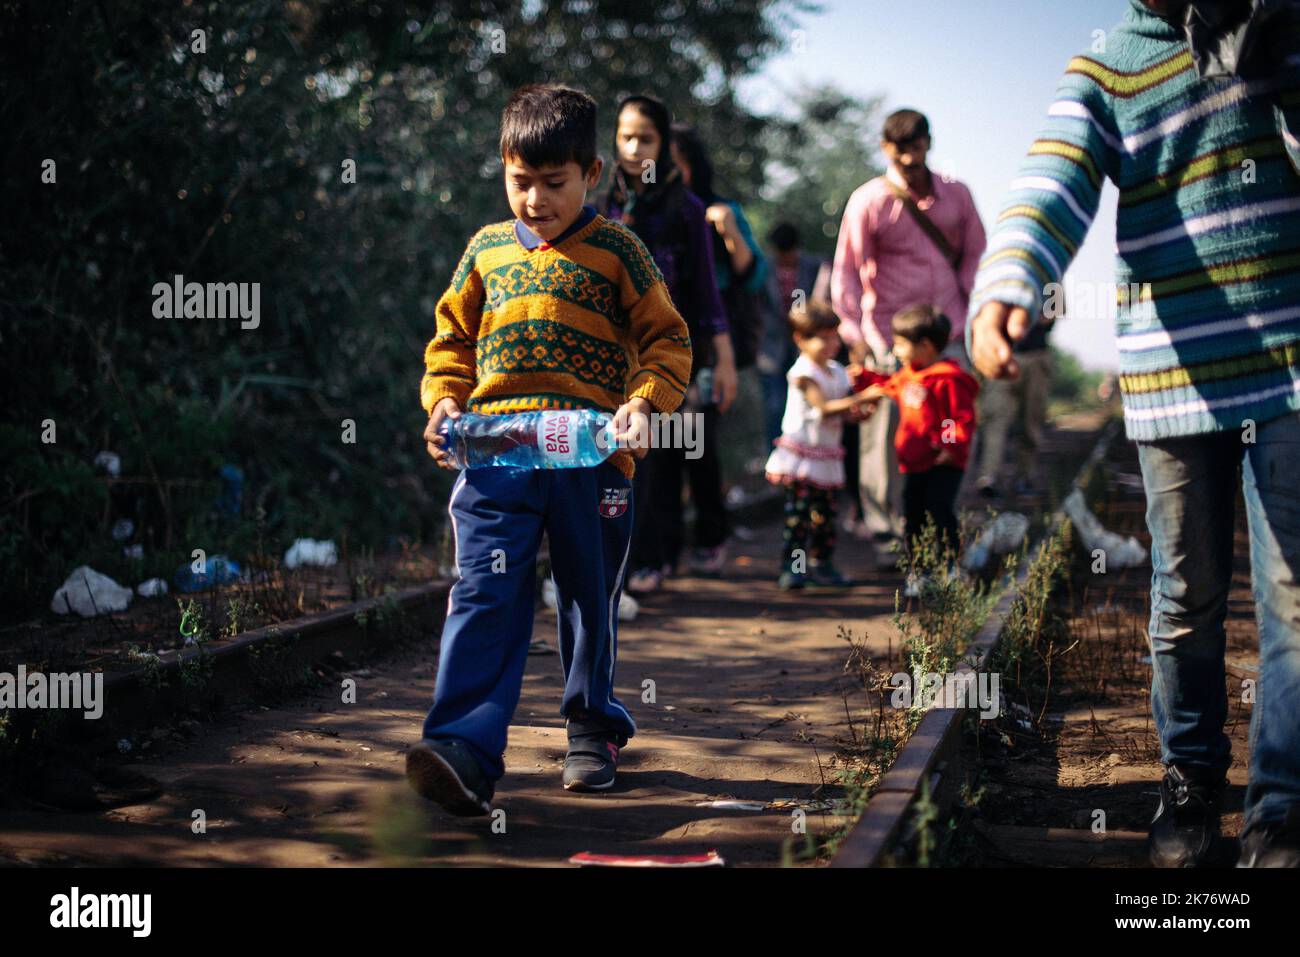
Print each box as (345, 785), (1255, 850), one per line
(752, 83), (883, 258)
(0, 0), (799, 616)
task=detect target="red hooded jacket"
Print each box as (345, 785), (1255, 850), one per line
(853, 359), (980, 473)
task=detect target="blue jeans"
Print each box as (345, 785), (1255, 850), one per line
(422, 461), (636, 782)
(1137, 411), (1300, 830)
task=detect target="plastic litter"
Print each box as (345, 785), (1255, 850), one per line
(111, 518), (135, 541)
(961, 511), (1030, 572)
(122, 544), (144, 561)
(137, 578), (168, 598)
(569, 850), (724, 868)
(1062, 489), (1147, 569)
(543, 579), (639, 621)
(617, 592), (639, 622)
(283, 538), (338, 569)
(93, 451), (121, 477)
(695, 800), (766, 811)
(173, 555), (241, 592)
(51, 566), (133, 617)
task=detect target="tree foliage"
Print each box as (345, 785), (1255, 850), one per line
(0, 0), (800, 615)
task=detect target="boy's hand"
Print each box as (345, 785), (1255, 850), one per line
(861, 383), (886, 401)
(610, 396), (653, 460)
(970, 301), (1030, 380)
(424, 397), (462, 470)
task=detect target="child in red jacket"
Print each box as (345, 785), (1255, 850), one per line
(851, 305), (978, 565)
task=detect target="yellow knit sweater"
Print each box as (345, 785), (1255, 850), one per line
(421, 214), (694, 478)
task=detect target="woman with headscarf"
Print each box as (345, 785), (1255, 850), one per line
(603, 95), (735, 592)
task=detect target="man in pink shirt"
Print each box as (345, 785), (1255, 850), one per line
(831, 109), (987, 545)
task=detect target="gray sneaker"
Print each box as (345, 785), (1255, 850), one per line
(562, 713), (625, 792)
(405, 737), (493, 816)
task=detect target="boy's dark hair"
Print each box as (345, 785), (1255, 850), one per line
(882, 108), (930, 145)
(788, 299), (840, 339)
(769, 221), (800, 252)
(499, 84), (598, 171)
(616, 95), (673, 167)
(892, 304), (951, 350)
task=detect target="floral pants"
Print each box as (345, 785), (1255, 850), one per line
(781, 481), (837, 570)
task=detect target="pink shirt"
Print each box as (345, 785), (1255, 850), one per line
(831, 167), (986, 359)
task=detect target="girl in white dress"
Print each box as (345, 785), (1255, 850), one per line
(764, 301), (877, 589)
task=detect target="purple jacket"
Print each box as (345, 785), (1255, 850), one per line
(604, 170), (727, 373)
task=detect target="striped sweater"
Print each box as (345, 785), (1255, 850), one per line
(421, 214), (694, 478)
(969, 0), (1300, 441)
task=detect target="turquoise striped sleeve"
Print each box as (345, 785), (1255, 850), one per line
(968, 62), (1121, 326)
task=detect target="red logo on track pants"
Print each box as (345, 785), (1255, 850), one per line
(598, 487), (630, 519)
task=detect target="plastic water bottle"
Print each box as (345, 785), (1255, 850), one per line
(437, 410), (618, 470)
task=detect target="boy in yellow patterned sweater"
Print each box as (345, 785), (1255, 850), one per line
(406, 84), (693, 815)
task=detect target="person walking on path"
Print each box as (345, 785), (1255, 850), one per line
(764, 301), (878, 591)
(853, 306), (979, 592)
(412, 84), (693, 814)
(968, 0), (1300, 867)
(602, 95), (734, 595)
(832, 109), (987, 549)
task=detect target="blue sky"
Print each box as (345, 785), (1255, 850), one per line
(741, 0), (1135, 370)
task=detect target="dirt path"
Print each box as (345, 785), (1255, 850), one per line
(1, 509), (907, 868)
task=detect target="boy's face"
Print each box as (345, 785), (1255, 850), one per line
(893, 334), (938, 369)
(503, 154), (602, 242)
(882, 135), (931, 190)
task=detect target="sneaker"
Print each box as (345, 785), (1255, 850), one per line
(778, 570), (807, 591)
(689, 544), (728, 576)
(1238, 805), (1300, 867)
(626, 567), (663, 595)
(563, 713), (624, 792)
(405, 737), (494, 816)
(807, 563), (852, 588)
(1148, 764), (1226, 867)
